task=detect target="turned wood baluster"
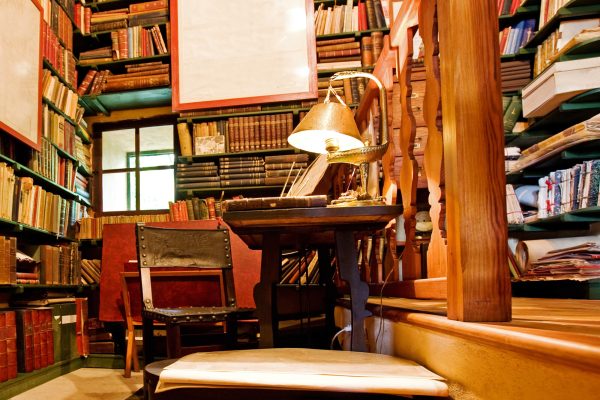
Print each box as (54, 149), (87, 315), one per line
(398, 20), (420, 280)
(420, 0), (447, 278)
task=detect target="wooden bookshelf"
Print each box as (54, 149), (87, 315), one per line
(523, 0), (600, 49)
(79, 87), (172, 115)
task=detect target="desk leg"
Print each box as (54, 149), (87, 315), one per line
(335, 230), (370, 352)
(253, 232), (281, 348)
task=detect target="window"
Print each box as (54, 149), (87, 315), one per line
(100, 123), (175, 212)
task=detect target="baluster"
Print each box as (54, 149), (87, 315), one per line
(420, 0), (447, 278)
(398, 24), (420, 280)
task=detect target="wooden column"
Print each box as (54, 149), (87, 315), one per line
(437, 0), (511, 321)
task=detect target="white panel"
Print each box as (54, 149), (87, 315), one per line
(0, 0), (40, 146)
(176, 0), (312, 105)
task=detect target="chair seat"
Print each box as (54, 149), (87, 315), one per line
(143, 307), (254, 323)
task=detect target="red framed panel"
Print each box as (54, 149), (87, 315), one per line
(170, 0), (317, 111)
(0, 0), (43, 150)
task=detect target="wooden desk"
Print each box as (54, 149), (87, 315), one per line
(223, 205), (402, 351)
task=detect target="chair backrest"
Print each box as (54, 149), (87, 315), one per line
(135, 223), (236, 310)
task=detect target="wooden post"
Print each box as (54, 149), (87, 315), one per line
(437, 0), (511, 321)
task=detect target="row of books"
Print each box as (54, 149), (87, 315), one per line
(0, 165), (80, 237)
(42, 105), (78, 158)
(0, 308), (54, 381)
(29, 137), (77, 192)
(313, 0), (387, 36)
(73, 3), (92, 35)
(537, 160), (600, 219)
(80, 259), (101, 285)
(175, 154), (309, 191)
(280, 250), (319, 285)
(497, 0), (525, 17)
(177, 112), (294, 157)
(539, 0), (570, 29)
(178, 100), (318, 119)
(85, 0), (168, 33)
(42, 69), (80, 121)
(40, 0), (74, 51)
(75, 135), (93, 175)
(77, 213), (170, 240)
(32, 243), (82, 286)
(501, 60), (532, 93)
(42, 21), (77, 89)
(0, 300), (88, 381)
(533, 21), (600, 77)
(318, 75), (367, 105)
(74, 171), (91, 202)
(79, 24), (168, 65)
(499, 19), (536, 56)
(168, 197), (221, 222)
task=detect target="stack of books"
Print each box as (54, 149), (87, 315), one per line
(16, 249), (39, 285)
(264, 154), (309, 186)
(89, 8), (128, 33)
(83, 61), (170, 94)
(176, 161), (220, 191)
(219, 157), (265, 187)
(316, 37), (363, 71)
(501, 61), (532, 93)
(314, 0), (387, 36)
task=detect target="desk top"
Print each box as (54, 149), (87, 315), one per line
(223, 204), (402, 249)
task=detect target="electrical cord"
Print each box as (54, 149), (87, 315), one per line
(330, 324), (352, 349)
(375, 254), (400, 353)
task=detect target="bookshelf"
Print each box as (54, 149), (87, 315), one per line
(504, 0), (600, 295)
(74, 0), (171, 116)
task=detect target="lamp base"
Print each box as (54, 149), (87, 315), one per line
(329, 189), (386, 207)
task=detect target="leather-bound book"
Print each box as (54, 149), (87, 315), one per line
(373, 0), (387, 28)
(372, 31), (384, 63)
(15, 309), (34, 372)
(129, 0), (168, 13)
(77, 70), (97, 96)
(361, 36), (374, 66)
(5, 310), (17, 379)
(222, 195), (328, 211)
(32, 309), (43, 370)
(43, 309), (54, 366)
(102, 74), (170, 92)
(265, 153), (309, 164)
(365, 0), (377, 29)
(317, 37), (355, 47)
(0, 312), (6, 382)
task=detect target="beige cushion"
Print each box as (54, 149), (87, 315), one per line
(156, 348), (448, 397)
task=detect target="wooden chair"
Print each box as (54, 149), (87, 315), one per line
(135, 223), (254, 364)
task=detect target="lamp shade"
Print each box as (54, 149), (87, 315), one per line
(287, 102), (364, 154)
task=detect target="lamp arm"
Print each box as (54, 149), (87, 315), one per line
(326, 71), (389, 165)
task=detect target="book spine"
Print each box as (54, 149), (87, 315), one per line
(129, 0), (168, 13)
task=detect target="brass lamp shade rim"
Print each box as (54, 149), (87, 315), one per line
(287, 102), (364, 154)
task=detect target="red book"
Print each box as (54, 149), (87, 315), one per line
(44, 309), (54, 366)
(15, 309), (34, 372)
(358, 1), (368, 31)
(32, 309), (42, 370)
(5, 311), (17, 379)
(129, 0), (168, 13)
(76, 298), (89, 357)
(0, 312), (6, 382)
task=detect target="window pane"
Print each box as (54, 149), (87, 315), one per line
(139, 125), (174, 167)
(102, 128), (135, 170)
(103, 172), (136, 212)
(140, 168), (174, 210)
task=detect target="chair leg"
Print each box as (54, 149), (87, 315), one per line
(143, 317), (155, 365)
(124, 328), (133, 378)
(132, 330), (141, 372)
(166, 324), (181, 359)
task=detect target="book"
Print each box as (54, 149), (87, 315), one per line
(222, 195), (327, 211)
(522, 56), (600, 117)
(177, 123), (193, 157)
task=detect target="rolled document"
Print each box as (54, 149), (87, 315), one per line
(515, 235), (600, 272)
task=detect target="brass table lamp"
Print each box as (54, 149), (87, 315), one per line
(287, 71), (389, 205)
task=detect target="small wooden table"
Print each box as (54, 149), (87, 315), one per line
(223, 205), (402, 351)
